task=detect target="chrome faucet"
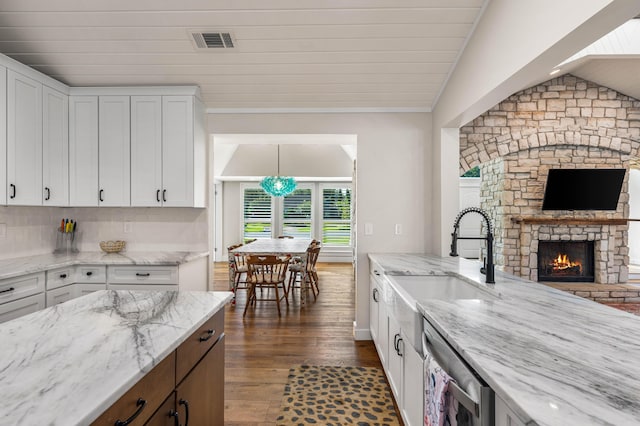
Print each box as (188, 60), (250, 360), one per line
(450, 207), (495, 284)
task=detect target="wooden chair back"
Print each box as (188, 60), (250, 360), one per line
(246, 254), (291, 284)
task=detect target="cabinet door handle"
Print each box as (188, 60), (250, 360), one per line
(136, 272), (151, 277)
(162, 189), (167, 202)
(169, 409), (180, 426)
(397, 337), (403, 357)
(44, 187), (51, 201)
(99, 189), (104, 202)
(156, 189), (161, 203)
(393, 333), (400, 352)
(9, 184), (16, 199)
(86, 271), (93, 277)
(0, 287), (15, 294)
(179, 399), (190, 426)
(59, 274), (67, 279)
(114, 397), (146, 426)
(372, 288), (379, 302)
(199, 329), (215, 342)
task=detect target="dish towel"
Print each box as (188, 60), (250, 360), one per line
(424, 353), (455, 426)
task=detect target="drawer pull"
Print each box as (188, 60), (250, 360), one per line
(59, 274), (67, 279)
(136, 273), (151, 277)
(179, 399), (190, 426)
(114, 397), (146, 426)
(0, 287), (15, 294)
(198, 329), (215, 342)
(86, 271), (93, 277)
(372, 287), (379, 302)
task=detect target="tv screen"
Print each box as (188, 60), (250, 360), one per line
(541, 168), (625, 211)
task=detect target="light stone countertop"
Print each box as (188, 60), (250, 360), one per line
(368, 253), (640, 426)
(0, 250), (209, 280)
(0, 289), (233, 426)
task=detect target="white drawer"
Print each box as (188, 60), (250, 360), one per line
(75, 283), (106, 298)
(46, 266), (76, 290)
(46, 285), (75, 307)
(0, 272), (46, 305)
(76, 265), (106, 283)
(107, 266), (178, 285)
(108, 284), (179, 291)
(0, 293), (46, 324)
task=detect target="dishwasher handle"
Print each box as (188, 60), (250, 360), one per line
(422, 332), (480, 418)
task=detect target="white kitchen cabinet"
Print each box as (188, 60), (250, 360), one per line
(99, 96), (130, 206)
(7, 70), (43, 205)
(130, 96), (163, 206)
(495, 395), (527, 426)
(108, 283), (178, 291)
(387, 313), (403, 405)
(107, 265), (178, 285)
(74, 283), (107, 298)
(401, 330), (424, 426)
(46, 284), (75, 307)
(69, 96), (99, 206)
(0, 272), (46, 324)
(42, 85), (69, 206)
(0, 293), (45, 323)
(0, 66), (6, 205)
(370, 273), (381, 342)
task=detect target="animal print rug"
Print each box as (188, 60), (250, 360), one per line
(276, 365), (400, 426)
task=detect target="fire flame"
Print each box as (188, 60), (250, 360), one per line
(552, 253), (582, 272)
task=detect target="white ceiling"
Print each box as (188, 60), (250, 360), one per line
(0, 0), (486, 110)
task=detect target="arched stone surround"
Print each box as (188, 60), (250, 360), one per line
(459, 75), (640, 284)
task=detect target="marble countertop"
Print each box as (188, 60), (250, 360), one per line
(368, 253), (640, 426)
(0, 289), (233, 425)
(0, 250), (209, 280)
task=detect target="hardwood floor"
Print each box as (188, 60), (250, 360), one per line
(212, 262), (386, 425)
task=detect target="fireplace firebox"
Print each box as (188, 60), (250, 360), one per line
(537, 241), (595, 282)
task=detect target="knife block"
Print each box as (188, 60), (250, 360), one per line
(54, 229), (80, 254)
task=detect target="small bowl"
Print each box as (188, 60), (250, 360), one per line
(100, 240), (126, 253)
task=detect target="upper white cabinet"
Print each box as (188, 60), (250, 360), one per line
(0, 66), (6, 205)
(131, 95), (205, 207)
(7, 70), (43, 205)
(98, 96), (130, 206)
(131, 96), (163, 206)
(42, 86), (69, 206)
(69, 96), (99, 206)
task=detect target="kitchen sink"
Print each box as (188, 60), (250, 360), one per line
(385, 273), (499, 354)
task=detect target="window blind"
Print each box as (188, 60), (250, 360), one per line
(322, 188), (352, 246)
(282, 189), (312, 238)
(243, 188), (272, 241)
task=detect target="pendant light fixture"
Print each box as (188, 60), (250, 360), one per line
(260, 145), (297, 197)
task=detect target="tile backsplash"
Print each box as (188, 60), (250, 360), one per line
(0, 206), (208, 259)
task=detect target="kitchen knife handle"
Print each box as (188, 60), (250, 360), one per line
(44, 187), (50, 201)
(9, 184), (15, 199)
(162, 189), (167, 202)
(156, 189), (160, 203)
(99, 189), (104, 202)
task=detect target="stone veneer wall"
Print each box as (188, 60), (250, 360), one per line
(460, 74), (640, 284)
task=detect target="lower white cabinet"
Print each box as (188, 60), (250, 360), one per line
(109, 284), (179, 291)
(45, 265), (107, 307)
(46, 285), (75, 307)
(495, 395), (527, 426)
(402, 330), (424, 426)
(75, 283), (107, 298)
(387, 314), (403, 403)
(0, 293), (45, 323)
(107, 265), (178, 286)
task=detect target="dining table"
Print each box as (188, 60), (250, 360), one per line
(231, 238), (313, 256)
(230, 238), (314, 305)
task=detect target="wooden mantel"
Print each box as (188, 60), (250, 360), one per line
(510, 217), (628, 225)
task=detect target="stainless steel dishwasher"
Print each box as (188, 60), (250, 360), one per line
(422, 318), (494, 425)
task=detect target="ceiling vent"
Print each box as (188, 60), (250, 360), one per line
(191, 31), (235, 50)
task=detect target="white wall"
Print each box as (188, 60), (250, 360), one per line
(209, 112), (431, 339)
(430, 0), (640, 256)
(0, 206), (208, 258)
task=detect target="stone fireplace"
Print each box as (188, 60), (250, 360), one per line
(459, 74), (640, 284)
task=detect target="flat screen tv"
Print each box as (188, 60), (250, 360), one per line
(541, 168), (625, 211)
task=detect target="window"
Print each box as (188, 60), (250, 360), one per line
(242, 186), (272, 242)
(321, 186), (352, 247)
(282, 188), (312, 238)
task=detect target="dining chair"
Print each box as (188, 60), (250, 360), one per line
(277, 235), (294, 239)
(243, 254), (292, 316)
(287, 243), (321, 303)
(227, 243), (249, 305)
